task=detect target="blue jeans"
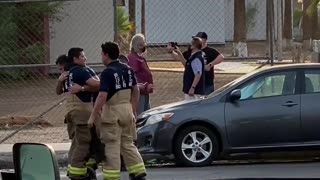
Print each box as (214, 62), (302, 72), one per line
(204, 85), (215, 95)
(137, 94), (150, 115)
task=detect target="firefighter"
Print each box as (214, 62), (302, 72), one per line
(88, 42), (147, 180)
(55, 54), (105, 178)
(62, 47), (101, 180)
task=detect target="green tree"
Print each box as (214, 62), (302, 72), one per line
(302, 0), (320, 48)
(283, 0), (293, 49)
(129, 0), (136, 36)
(0, 1), (63, 79)
(117, 6), (133, 54)
(0, 1), (63, 65)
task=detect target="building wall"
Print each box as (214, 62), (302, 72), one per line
(143, 0), (226, 44)
(49, 0), (114, 64)
(134, 0), (268, 44)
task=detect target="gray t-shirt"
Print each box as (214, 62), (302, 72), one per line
(191, 58), (203, 75)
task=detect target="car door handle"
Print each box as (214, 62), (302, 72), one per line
(282, 101), (298, 107)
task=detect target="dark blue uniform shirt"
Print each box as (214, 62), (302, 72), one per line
(86, 67), (99, 102)
(99, 60), (137, 101)
(65, 65), (97, 102)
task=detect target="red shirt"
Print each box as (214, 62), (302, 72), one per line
(128, 52), (154, 95)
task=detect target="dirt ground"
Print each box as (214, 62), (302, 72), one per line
(0, 71), (241, 126)
(0, 71), (241, 143)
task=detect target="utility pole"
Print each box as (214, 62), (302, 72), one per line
(113, 0), (118, 42)
(277, 0), (283, 61)
(267, 0), (275, 65)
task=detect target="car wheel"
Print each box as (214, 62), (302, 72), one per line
(174, 126), (219, 167)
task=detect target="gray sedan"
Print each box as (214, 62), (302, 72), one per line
(136, 64), (320, 167)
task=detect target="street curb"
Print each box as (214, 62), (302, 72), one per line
(150, 68), (248, 75)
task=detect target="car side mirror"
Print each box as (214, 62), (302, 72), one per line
(229, 89), (241, 102)
(13, 143), (60, 180)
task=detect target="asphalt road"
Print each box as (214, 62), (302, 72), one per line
(60, 162), (320, 180)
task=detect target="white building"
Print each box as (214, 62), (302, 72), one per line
(130, 0), (267, 44)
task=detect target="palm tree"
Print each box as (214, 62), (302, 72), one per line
(301, 0), (320, 49)
(141, 0), (145, 35)
(307, 0), (320, 39)
(117, 7), (133, 54)
(129, 0), (136, 36)
(303, 0), (313, 49)
(233, 0), (247, 57)
(283, 0), (293, 49)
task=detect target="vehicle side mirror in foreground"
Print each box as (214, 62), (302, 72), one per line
(13, 143), (60, 180)
(229, 89), (241, 102)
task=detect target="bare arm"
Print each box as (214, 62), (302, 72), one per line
(205, 54), (224, 71)
(175, 50), (187, 66)
(83, 77), (100, 92)
(192, 73), (201, 88)
(168, 45), (187, 66)
(131, 85), (140, 116)
(210, 54), (224, 66)
(56, 71), (68, 95)
(188, 58), (203, 95)
(92, 75), (100, 81)
(56, 81), (64, 95)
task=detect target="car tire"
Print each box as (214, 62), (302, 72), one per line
(174, 125), (219, 167)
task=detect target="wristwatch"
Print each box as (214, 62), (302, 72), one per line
(191, 86), (196, 89)
(81, 86), (85, 92)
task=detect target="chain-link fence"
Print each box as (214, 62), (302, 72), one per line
(0, 0), (317, 144)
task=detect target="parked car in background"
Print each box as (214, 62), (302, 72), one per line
(136, 64), (320, 167)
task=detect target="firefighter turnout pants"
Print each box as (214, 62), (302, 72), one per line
(100, 90), (146, 180)
(65, 95), (96, 179)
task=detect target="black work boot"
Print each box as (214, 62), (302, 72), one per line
(87, 167), (97, 180)
(69, 168), (96, 180)
(69, 175), (91, 180)
(129, 173), (147, 180)
(90, 164), (98, 171)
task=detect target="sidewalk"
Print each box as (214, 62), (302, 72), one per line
(150, 61), (261, 74)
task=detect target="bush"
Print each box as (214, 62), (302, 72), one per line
(0, 1), (64, 79)
(0, 1), (63, 65)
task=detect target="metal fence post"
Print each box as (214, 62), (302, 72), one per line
(277, 0), (283, 62)
(268, 0), (275, 66)
(113, 0), (118, 42)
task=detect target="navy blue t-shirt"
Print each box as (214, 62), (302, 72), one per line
(86, 67), (99, 102)
(63, 66), (99, 102)
(66, 66), (94, 102)
(100, 60), (137, 101)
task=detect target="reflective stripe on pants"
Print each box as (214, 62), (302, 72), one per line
(103, 169), (120, 180)
(85, 158), (96, 168)
(68, 166), (87, 176)
(127, 163), (146, 176)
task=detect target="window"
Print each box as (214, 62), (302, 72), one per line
(305, 70), (320, 94)
(239, 71), (296, 100)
